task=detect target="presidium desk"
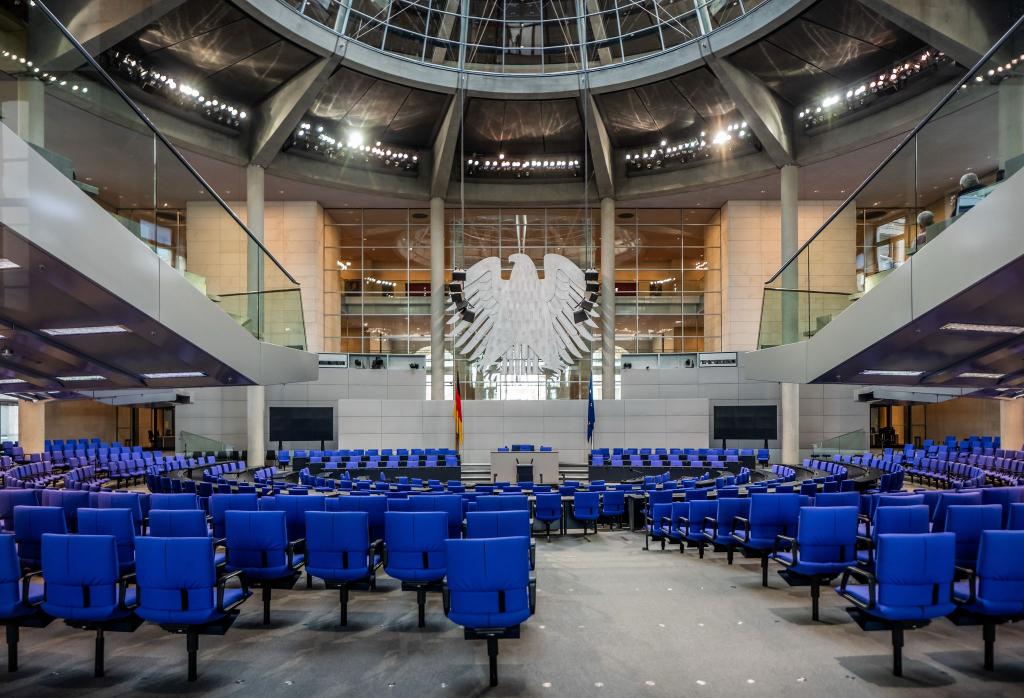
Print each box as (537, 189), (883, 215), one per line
(489, 450), (559, 485)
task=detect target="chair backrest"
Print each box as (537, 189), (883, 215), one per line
(872, 493), (925, 519)
(0, 489), (39, 529)
(944, 504), (1003, 566)
(573, 491), (599, 516)
(383, 511), (447, 579)
(0, 534), (24, 614)
(13, 505), (67, 566)
(135, 537), (218, 624)
(713, 498), (751, 537)
(305, 511), (372, 576)
(685, 500), (717, 535)
(748, 494), (804, 542)
(648, 490), (673, 507)
(932, 491), (983, 530)
(974, 530), (1024, 606)
(534, 493), (562, 519)
(873, 505), (930, 542)
(466, 511), (530, 539)
(814, 492), (860, 508)
(209, 494), (259, 538)
(77, 508), (135, 569)
(41, 533), (122, 620)
(1009, 502), (1024, 530)
(445, 537), (530, 628)
(326, 495), (388, 542)
(875, 533), (955, 612)
(150, 493), (200, 511)
(980, 486), (1024, 527)
(476, 495), (529, 512)
(260, 494), (326, 540)
(148, 509), (209, 538)
(795, 506), (858, 563)
(225, 510), (290, 571)
(602, 490), (625, 511)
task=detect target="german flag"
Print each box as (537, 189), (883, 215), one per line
(453, 370), (464, 451)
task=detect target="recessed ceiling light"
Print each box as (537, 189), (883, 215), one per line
(958, 372), (1004, 379)
(141, 371), (207, 379)
(41, 325), (129, 336)
(860, 369), (923, 377)
(56, 375), (105, 382)
(0, 378), (25, 384)
(0, 259), (20, 270)
(941, 322), (1024, 334)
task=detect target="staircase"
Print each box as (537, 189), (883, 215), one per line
(560, 462), (589, 483)
(460, 462), (492, 486)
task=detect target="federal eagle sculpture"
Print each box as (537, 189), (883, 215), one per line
(447, 253), (599, 375)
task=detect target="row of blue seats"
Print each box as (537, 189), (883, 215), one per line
(591, 454), (745, 466)
(591, 447), (769, 458)
(276, 448), (459, 462)
(644, 486), (1024, 676)
(0, 506), (534, 685)
(496, 445), (553, 452)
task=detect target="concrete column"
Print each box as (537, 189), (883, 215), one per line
(3, 80), (45, 147)
(246, 384), (266, 468)
(1000, 399), (1024, 452)
(998, 76), (1024, 174)
(246, 164), (267, 467)
(17, 399), (45, 454)
(780, 165), (800, 464)
(430, 197), (445, 399)
(600, 197), (616, 398)
(781, 381), (800, 466)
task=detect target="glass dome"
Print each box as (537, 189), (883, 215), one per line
(280, 0), (766, 74)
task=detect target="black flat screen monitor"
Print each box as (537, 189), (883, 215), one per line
(269, 407), (334, 442)
(713, 405), (777, 441)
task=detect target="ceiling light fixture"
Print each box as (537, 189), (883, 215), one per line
(958, 372), (1004, 379)
(0, 378), (25, 384)
(860, 369), (923, 377)
(141, 371), (207, 379)
(940, 322), (1024, 334)
(56, 375), (105, 382)
(42, 325), (129, 336)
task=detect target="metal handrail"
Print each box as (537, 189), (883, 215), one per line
(764, 12), (1024, 286)
(33, 0), (300, 287)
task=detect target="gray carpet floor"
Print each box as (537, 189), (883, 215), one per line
(3, 528), (1023, 697)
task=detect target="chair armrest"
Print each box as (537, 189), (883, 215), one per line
(212, 537), (227, 549)
(529, 542), (536, 569)
(286, 538), (306, 568)
(772, 535), (797, 565)
(839, 565), (876, 610)
(528, 577), (537, 614)
(731, 516), (750, 542)
(119, 572), (138, 610)
(381, 543), (388, 568)
(954, 566), (978, 604)
(442, 583), (451, 616)
(677, 515), (691, 532)
(19, 570), (43, 608)
(701, 516), (717, 536)
(659, 515), (673, 527)
(217, 570), (248, 612)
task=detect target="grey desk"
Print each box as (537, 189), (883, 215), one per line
(490, 450), (559, 485)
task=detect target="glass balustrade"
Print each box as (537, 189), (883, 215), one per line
(759, 15), (1024, 349)
(0, 0), (306, 350)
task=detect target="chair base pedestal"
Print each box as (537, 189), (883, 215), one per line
(64, 615), (144, 678)
(948, 608), (1024, 672)
(3, 612), (52, 673)
(401, 580), (444, 628)
(159, 611), (241, 681)
(845, 607), (932, 677)
(464, 626), (521, 687)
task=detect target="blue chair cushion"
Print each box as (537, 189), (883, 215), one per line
(446, 537), (531, 628)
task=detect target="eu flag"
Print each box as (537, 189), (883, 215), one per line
(587, 373), (596, 443)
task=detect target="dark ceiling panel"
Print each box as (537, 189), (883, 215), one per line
(209, 41), (317, 104)
(729, 39), (840, 105)
(463, 98), (583, 154)
(593, 90), (662, 148)
(155, 20), (281, 76)
(671, 67), (735, 119)
(802, 0), (923, 55)
(303, 68), (449, 149)
(133, 0), (245, 54)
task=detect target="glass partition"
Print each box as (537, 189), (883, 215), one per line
(759, 15), (1024, 349)
(1, 1), (306, 349)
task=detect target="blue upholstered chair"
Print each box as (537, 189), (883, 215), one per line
(443, 537), (535, 687)
(40, 534), (140, 677)
(384, 511), (447, 627)
(644, 502), (672, 551)
(600, 491), (626, 529)
(533, 493), (563, 542)
(931, 491), (983, 531)
(572, 492), (600, 538)
(40, 489), (90, 532)
(13, 506), (67, 571)
(0, 533), (49, 671)
(209, 494), (259, 538)
(1009, 502), (1024, 530)
(224, 510), (304, 625)
(944, 504), (1003, 569)
(135, 537), (250, 681)
(150, 493), (200, 511)
(951, 530), (1024, 671)
(814, 492), (860, 508)
(731, 494), (805, 586)
(304, 511), (382, 626)
(701, 498), (751, 564)
(837, 533), (956, 676)
(77, 508), (136, 575)
(326, 495), (388, 542)
(466, 511), (534, 569)
(772, 506), (859, 621)
(857, 505), (930, 571)
(386, 494), (463, 539)
(0, 490), (38, 532)
(476, 495), (529, 512)
(680, 500), (718, 558)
